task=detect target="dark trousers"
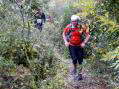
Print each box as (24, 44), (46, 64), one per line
(69, 45), (84, 65)
(37, 23), (43, 31)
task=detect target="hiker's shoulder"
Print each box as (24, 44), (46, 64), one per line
(64, 24), (71, 31)
(66, 24), (71, 28)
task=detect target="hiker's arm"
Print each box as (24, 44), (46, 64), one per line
(43, 13), (46, 22)
(62, 28), (69, 46)
(83, 25), (90, 44)
(81, 24), (90, 47)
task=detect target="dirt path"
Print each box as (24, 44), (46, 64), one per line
(64, 62), (109, 89)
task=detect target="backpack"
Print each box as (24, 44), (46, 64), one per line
(66, 24), (82, 45)
(37, 19), (42, 24)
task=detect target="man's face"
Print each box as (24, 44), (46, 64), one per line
(71, 21), (78, 26)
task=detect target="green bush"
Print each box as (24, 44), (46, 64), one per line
(0, 33), (38, 67)
(0, 57), (16, 76)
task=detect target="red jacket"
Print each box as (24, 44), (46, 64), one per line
(63, 24), (90, 46)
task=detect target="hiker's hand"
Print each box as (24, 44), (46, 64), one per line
(80, 42), (85, 48)
(65, 42), (69, 47)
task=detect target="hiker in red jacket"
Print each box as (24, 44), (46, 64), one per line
(62, 15), (90, 80)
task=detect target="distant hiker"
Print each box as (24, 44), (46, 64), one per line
(34, 9), (46, 31)
(62, 15), (90, 80)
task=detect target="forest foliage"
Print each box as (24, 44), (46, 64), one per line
(0, 0), (119, 89)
